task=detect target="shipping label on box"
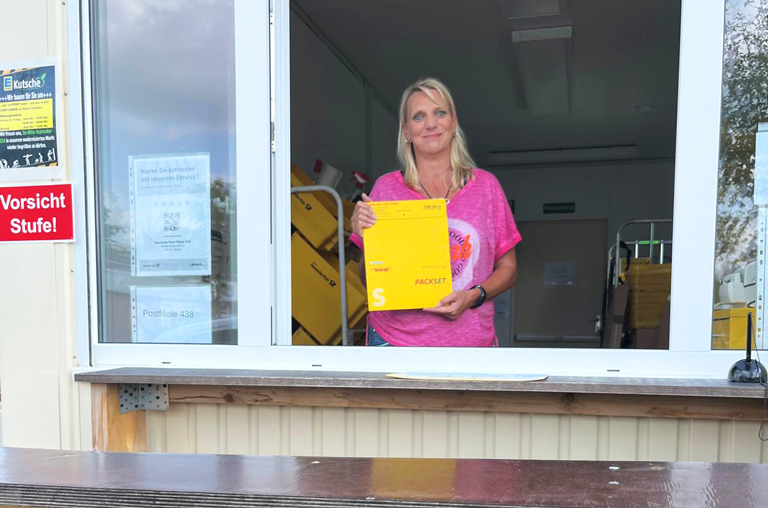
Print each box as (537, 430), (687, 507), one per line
(364, 199), (452, 311)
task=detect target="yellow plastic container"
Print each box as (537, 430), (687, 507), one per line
(291, 232), (366, 345)
(712, 308), (755, 350)
(290, 164), (352, 252)
(292, 326), (319, 346)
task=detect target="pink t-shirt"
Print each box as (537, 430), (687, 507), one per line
(350, 169), (521, 347)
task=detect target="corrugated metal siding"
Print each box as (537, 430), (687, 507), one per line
(146, 405), (768, 463)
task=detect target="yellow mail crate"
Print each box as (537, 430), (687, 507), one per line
(292, 326), (319, 346)
(290, 164), (352, 252)
(364, 199), (452, 311)
(292, 232), (366, 345)
(712, 308), (755, 350)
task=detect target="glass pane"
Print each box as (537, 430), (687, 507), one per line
(712, 0), (768, 349)
(92, 0), (237, 344)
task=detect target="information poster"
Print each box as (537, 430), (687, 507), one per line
(0, 60), (63, 181)
(543, 261), (576, 286)
(131, 285), (213, 343)
(130, 153), (211, 276)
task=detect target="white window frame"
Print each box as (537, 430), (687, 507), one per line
(71, 0), (273, 366)
(71, 0), (747, 377)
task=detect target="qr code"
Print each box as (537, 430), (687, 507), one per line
(163, 212), (180, 232)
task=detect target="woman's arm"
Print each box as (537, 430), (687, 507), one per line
(423, 248), (517, 321)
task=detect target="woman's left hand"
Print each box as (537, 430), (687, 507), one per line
(423, 289), (479, 321)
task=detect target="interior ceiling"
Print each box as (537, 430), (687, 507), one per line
(293, 0), (681, 166)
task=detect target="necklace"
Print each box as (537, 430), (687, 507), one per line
(419, 179), (451, 204)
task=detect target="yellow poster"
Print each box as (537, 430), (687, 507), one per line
(364, 199), (452, 311)
(0, 59), (62, 181)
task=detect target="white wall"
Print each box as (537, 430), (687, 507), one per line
(492, 160), (675, 246)
(290, 11), (398, 196)
(491, 160), (675, 345)
(0, 0), (88, 450)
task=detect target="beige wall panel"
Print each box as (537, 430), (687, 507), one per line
(321, 408), (346, 457)
(483, 413), (495, 459)
(194, 405), (218, 454)
(288, 407), (314, 456)
(494, 413), (522, 459)
(77, 383), (93, 451)
(596, 416), (610, 460)
(557, 415), (570, 460)
(457, 412), (485, 459)
(248, 406), (260, 455)
(717, 421), (766, 463)
(225, 405), (250, 455)
(353, 409), (379, 457)
(569, 416), (599, 460)
(647, 419), (679, 462)
(165, 404), (194, 454)
(146, 410), (167, 453)
(636, 418), (651, 461)
(257, 406), (283, 455)
(687, 420), (720, 462)
(530, 414), (561, 459)
(145, 404), (768, 464)
(411, 411), (424, 457)
(606, 417), (638, 461)
(422, 411), (449, 458)
(0, 0), (48, 59)
(387, 410), (414, 457)
(447, 412), (460, 458)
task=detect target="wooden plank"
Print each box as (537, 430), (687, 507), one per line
(90, 384), (147, 452)
(169, 385), (768, 421)
(74, 367), (768, 399)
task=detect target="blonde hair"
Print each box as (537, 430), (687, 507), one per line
(397, 77), (476, 192)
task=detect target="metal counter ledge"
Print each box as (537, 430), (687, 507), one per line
(74, 367), (767, 398)
(0, 447), (766, 508)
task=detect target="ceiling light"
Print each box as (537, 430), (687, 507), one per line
(512, 26), (572, 43)
(487, 145), (639, 166)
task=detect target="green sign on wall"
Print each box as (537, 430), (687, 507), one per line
(543, 202), (576, 214)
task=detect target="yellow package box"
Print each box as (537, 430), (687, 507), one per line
(291, 232), (366, 344)
(364, 199), (452, 311)
(712, 308), (755, 350)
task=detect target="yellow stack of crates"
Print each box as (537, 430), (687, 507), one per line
(290, 164), (366, 345)
(626, 260), (671, 329)
(712, 308), (755, 350)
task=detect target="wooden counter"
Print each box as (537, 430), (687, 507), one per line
(0, 447), (766, 507)
(75, 368), (768, 453)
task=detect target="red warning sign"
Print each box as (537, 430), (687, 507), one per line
(0, 183), (74, 242)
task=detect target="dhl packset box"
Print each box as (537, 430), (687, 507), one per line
(363, 199), (452, 311)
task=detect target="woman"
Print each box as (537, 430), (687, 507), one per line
(350, 77), (521, 347)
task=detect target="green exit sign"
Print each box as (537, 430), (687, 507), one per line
(543, 202), (575, 214)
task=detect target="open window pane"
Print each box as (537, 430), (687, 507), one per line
(288, 0), (680, 349)
(91, 0), (238, 345)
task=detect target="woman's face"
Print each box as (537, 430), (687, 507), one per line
(403, 90), (457, 158)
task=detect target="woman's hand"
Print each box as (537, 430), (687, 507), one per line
(351, 193), (376, 237)
(423, 288), (480, 321)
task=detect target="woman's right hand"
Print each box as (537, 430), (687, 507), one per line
(351, 193), (376, 237)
